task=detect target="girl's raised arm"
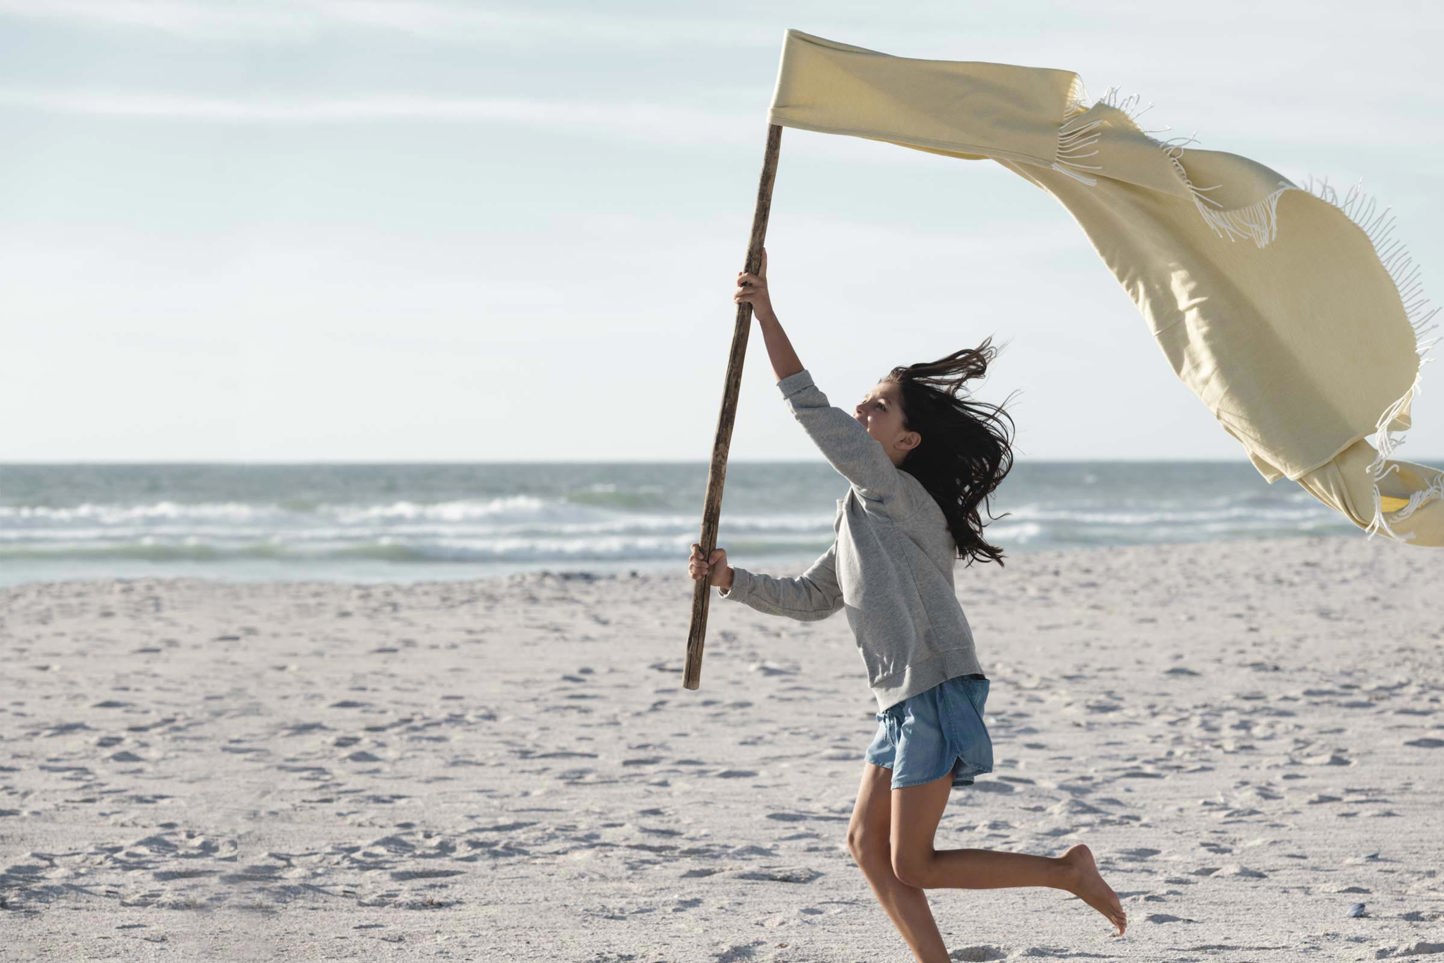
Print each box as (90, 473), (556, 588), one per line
(734, 256), (900, 502)
(735, 250), (802, 383)
(776, 371), (900, 501)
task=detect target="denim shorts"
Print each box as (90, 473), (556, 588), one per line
(865, 674), (994, 790)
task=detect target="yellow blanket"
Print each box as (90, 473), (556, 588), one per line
(767, 29), (1443, 544)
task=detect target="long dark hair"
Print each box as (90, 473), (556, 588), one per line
(888, 337), (1016, 567)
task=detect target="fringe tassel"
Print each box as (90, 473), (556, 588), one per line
(1392, 470), (1444, 521)
(1099, 86), (1154, 127)
(1188, 177), (1290, 248)
(1053, 83), (1166, 185)
(1052, 112), (1104, 184)
(1052, 81), (1103, 185)
(1063, 75), (1090, 118)
(1055, 83), (1442, 542)
(1156, 127), (1288, 248)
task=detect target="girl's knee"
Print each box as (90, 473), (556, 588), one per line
(846, 828), (890, 867)
(891, 849), (932, 888)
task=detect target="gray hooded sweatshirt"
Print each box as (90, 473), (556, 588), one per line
(719, 369), (985, 712)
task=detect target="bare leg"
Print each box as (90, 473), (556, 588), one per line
(853, 849), (951, 963)
(925, 844), (1126, 935)
(848, 763), (951, 963)
(891, 772), (1128, 936)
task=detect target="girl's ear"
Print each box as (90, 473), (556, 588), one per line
(901, 430), (921, 451)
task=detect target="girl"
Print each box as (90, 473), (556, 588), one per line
(687, 252), (1127, 962)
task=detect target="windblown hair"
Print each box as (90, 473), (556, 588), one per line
(888, 338), (1016, 567)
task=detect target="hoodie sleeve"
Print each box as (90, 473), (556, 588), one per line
(718, 543), (843, 622)
(777, 369), (900, 503)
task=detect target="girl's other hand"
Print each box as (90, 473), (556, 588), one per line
(689, 543), (734, 590)
(733, 248), (774, 321)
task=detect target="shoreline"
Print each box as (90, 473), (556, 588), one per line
(0, 529), (1378, 592)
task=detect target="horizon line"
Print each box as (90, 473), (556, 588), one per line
(10, 456), (1425, 467)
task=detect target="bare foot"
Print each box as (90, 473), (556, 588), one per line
(1061, 844), (1127, 936)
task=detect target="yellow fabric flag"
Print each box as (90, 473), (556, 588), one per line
(768, 29), (1443, 543)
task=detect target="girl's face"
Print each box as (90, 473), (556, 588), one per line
(854, 380), (920, 466)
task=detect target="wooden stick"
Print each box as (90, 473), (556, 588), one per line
(683, 123), (783, 691)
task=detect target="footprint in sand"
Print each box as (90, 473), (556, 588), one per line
(1301, 751), (1352, 766)
(1215, 864), (1268, 879)
(748, 661), (797, 677)
(734, 866), (822, 884)
(1375, 943), (1444, 959)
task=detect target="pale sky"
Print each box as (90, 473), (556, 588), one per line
(2, 0), (1441, 464)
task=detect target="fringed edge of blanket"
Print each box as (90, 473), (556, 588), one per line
(1101, 85), (1292, 247)
(1055, 85), (1288, 243)
(1055, 83), (1444, 541)
(1052, 76), (1104, 185)
(1297, 177), (1441, 542)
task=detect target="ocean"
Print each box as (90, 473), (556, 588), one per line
(0, 461), (1369, 586)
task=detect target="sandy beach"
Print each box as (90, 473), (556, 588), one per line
(2, 535), (1443, 961)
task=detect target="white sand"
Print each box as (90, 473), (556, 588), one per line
(2, 535), (1443, 961)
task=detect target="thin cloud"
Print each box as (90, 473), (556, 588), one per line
(307, 0), (770, 49)
(0, 0), (316, 38)
(0, 0), (775, 48)
(0, 89), (760, 142)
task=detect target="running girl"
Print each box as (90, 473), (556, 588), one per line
(687, 251), (1127, 962)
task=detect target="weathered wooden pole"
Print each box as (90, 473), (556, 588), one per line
(684, 123), (783, 691)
